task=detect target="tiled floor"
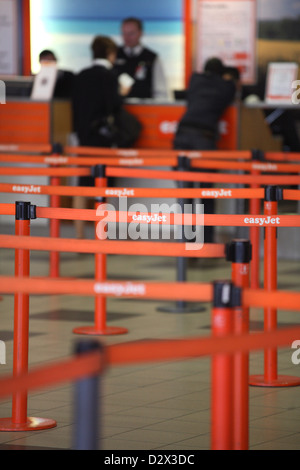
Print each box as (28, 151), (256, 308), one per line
(1, 221), (300, 450)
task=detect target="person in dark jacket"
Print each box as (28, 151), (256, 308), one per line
(72, 36), (124, 149)
(113, 17), (169, 100)
(71, 36), (126, 238)
(174, 57), (236, 150)
(173, 58), (237, 243)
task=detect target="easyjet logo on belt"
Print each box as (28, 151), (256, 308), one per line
(201, 189), (232, 198)
(105, 188), (135, 197)
(244, 216), (281, 226)
(12, 184), (41, 194)
(131, 213), (167, 224)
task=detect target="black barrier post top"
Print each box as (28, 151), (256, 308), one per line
(15, 201), (37, 221)
(75, 339), (103, 354)
(251, 149), (265, 161)
(225, 239), (252, 263)
(92, 164), (106, 178)
(177, 155), (190, 170)
(52, 142), (63, 155)
(213, 280), (241, 308)
(74, 339), (106, 375)
(264, 185), (283, 202)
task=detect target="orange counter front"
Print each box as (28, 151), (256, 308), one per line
(125, 101), (238, 150)
(0, 99), (239, 151)
(0, 99), (72, 150)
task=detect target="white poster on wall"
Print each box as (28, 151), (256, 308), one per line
(0, 0), (19, 75)
(196, 0), (256, 84)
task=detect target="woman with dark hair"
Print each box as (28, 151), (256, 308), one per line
(72, 36), (123, 150)
(72, 35), (141, 238)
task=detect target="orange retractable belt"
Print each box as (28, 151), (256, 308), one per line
(0, 326), (299, 398)
(0, 276), (213, 301)
(0, 235), (225, 257)
(106, 166), (300, 185)
(64, 146), (253, 160)
(0, 183), (265, 199)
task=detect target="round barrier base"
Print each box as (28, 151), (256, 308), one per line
(0, 417), (57, 432)
(249, 374), (300, 387)
(157, 303), (206, 314)
(73, 325), (128, 336)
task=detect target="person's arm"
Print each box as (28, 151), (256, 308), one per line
(152, 56), (171, 101)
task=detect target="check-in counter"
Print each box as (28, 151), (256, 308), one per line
(0, 97), (283, 228)
(0, 98), (72, 148)
(0, 97), (239, 150)
(0, 97), (285, 152)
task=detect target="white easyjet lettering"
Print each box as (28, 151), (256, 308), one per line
(105, 188), (135, 197)
(12, 184), (41, 194)
(201, 189), (232, 198)
(132, 213), (167, 224)
(244, 216), (280, 226)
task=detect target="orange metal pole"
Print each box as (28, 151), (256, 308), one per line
(0, 202), (56, 431)
(249, 151), (263, 289)
(73, 166), (127, 336)
(250, 186), (300, 387)
(211, 281), (237, 450)
(49, 146), (63, 278)
(226, 240), (251, 450)
(12, 209), (31, 425)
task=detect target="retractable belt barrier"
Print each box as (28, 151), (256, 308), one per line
(3, 153), (300, 174)
(105, 165), (300, 185)
(1, 198), (300, 447)
(0, 144), (52, 154)
(1, 183), (300, 377)
(3, 160), (300, 287)
(64, 145), (300, 163)
(2, 157), (300, 381)
(1, 275), (300, 449)
(64, 146), (254, 160)
(3, 164), (300, 185)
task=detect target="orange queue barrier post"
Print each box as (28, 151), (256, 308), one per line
(0, 201), (57, 432)
(250, 186), (300, 388)
(249, 150), (264, 290)
(226, 239), (252, 450)
(49, 144), (63, 278)
(211, 281), (237, 450)
(73, 165), (128, 336)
